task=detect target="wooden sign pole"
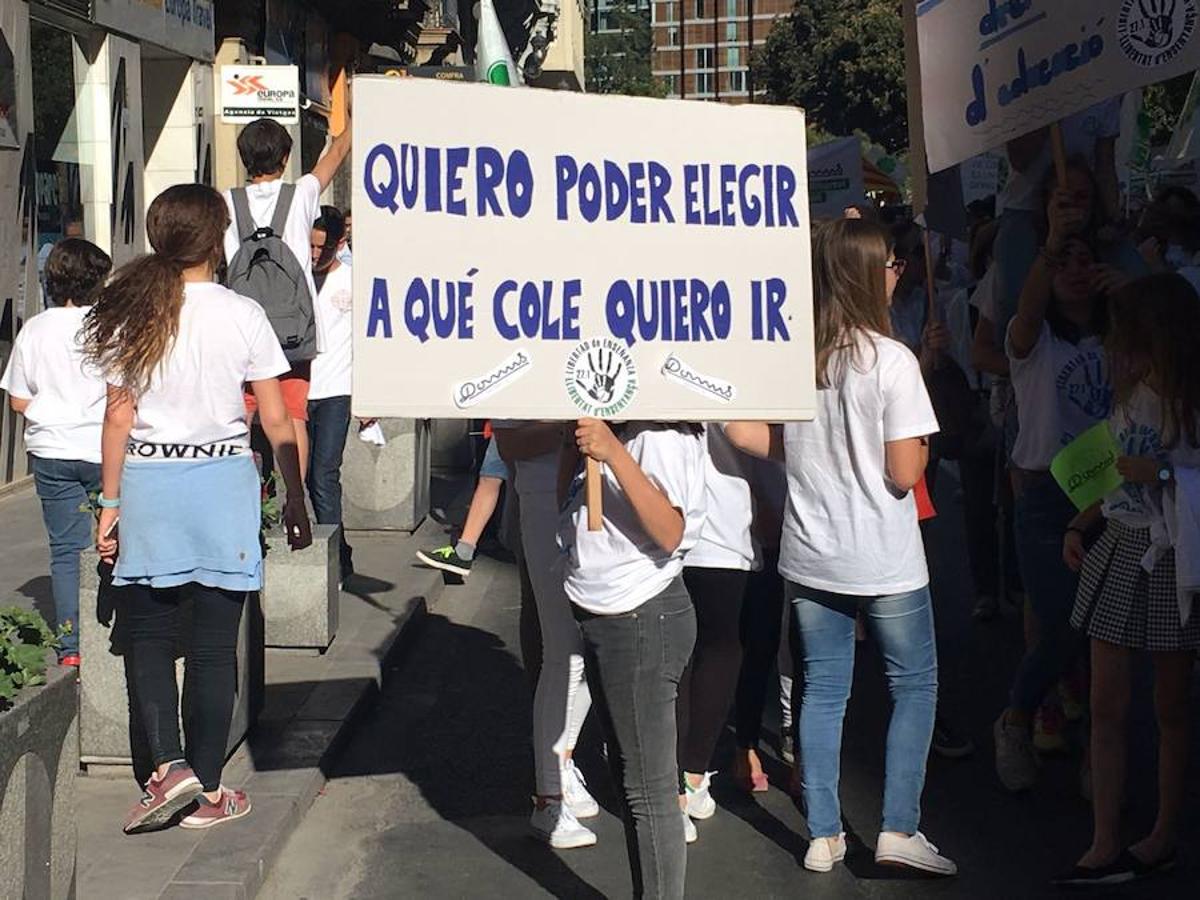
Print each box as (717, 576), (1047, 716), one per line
(586, 457), (603, 531)
(1050, 121), (1069, 184)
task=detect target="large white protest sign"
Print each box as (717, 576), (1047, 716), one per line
(808, 137), (866, 219)
(916, 0), (1200, 173)
(351, 76), (815, 421)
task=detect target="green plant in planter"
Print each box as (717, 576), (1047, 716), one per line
(0, 607), (62, 711)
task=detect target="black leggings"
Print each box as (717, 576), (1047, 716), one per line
(734, 550), (786, 748)
(124, 583), (245, 792)
(676, 567), (748, 776)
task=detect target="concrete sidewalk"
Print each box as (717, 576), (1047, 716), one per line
(1, 476), (465, 900)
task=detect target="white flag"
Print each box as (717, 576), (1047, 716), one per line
(476, 0), (519, 86)
(1167, 73), (1200, 163)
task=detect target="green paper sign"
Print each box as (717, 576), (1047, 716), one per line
(1050, 422), (1124, 511)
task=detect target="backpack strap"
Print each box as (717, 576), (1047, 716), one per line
(230, 187), (256, 243)
(270, 182), (296, 237)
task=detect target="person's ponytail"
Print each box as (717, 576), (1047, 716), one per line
(82, 183), (230, 396)
(82, 255), (185, 396)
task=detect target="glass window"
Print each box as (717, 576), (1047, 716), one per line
(696, 71), (713, 94)
(729, 70), (747, 93)
(726, 47), (739, 69)
(668, 27), (679, 47)
(662, 2), (675, 23)
(664, 74), (680, 96)
(695, 0), (705, 18)
(726, 0), (737, 17)
(696, 47), (714, 68)
(726, 21), (737, 41)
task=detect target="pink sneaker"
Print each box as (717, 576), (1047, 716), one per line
(123, 762), (203, 834)
(180, 787), (252, 830)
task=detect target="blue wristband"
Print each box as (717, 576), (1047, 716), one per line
(97, 495), (121, 509)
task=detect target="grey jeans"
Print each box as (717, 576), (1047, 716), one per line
(575, 578), (696, 900)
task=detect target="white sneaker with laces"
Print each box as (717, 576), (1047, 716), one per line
(993, 713), (1038, 792)
(875, 831), (957, 876)
(683, 771), (717, 820)
(803, 833), (847, 873)
(562, 760), (599, 819)
(682, 809), (698, 844)
(530, 799), (597, 850)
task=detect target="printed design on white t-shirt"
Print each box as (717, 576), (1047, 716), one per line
(1056, 348), (1112, 444)
(1106, 418), (1168, 517)
(329, 288), (352, 313)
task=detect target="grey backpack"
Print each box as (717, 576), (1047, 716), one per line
(227, 184), (316, 363)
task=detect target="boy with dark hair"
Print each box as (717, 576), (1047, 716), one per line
(225, 116), (352, 482)
(1, 238), (113, 666)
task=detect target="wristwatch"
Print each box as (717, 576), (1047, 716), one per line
(1158, 464), (1174, 484)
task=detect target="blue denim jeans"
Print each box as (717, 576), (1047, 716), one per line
(1010, 474), (1082, 714)
(32, 456), (101, 656)
(306, 395), (353, 576)
(788, 582), (938, 838)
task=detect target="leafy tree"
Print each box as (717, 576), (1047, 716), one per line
(752, 1), (907, 152)
(1143, 73), (1195, 147)
(586, 2), (665, 98)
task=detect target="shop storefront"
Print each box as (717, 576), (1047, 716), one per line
(0, 0), (215, 489)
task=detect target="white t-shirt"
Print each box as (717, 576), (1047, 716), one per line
(1007, 321), (1111, 471)
(309, 262), (353, 400)
(1000, 99), (1122, 213)
(121, 282), (289, 456)
(685, 423), (758, 571)
(561, 424), (707, 615)
(0, 306), (105, 463)
(1102, 385), (1200, 527)
(778, 333), (939, 596)
(223, 174), (324, 352)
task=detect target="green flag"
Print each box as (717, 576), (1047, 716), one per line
(476, 0), (519, 87)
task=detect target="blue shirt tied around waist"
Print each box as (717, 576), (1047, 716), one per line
(113, 454), (263, 591)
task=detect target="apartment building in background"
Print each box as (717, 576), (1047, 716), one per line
(651, 0), (790, 102)
(591, 0), (651, 35)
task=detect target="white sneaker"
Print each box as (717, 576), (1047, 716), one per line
(993, 713), (1038, 792)
(562, 760), (599, 819)
(682, 809), (698, 844)
(530, 800), (597, 850)
(875, 831), (957, 876)
(804, 833), (847, 873)
(683, 771), (717, 820)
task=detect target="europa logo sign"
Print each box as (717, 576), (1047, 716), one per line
(221, 65), (300, 124)
(227, 73), (296, 102)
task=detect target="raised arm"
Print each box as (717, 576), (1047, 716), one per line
(1009, 187), (1082, 359)
(310, 118), (352, 193)
(575, 419), (684, 553)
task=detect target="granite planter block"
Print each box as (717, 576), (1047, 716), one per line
(342, 418), (430, 532)
(0, 661), (78, 900)
(262, 524), (339, 650)
(78, 553), (264, 772)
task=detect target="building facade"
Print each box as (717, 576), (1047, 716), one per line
(650, 0), (790, 103)
(591, 0), (650, 35)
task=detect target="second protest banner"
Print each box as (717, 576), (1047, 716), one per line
(916, 0), (1200, 173)
(351, 76), (816, 421)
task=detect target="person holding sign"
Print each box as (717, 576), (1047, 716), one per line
(727, 219), (954, 878)
(1053, 274), (1200, 888)
(559, 420), (706, 899)
(993, 176), (1117, 794)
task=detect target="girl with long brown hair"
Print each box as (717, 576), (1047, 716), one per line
(84, 184), (310, 834)
(727, 218), (954, 877)
(1055, 273), (1200, 888)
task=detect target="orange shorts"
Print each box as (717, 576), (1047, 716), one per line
(244, 361), (311, 422)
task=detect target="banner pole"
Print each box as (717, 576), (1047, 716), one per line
(1050, 120), (1069, 184)
(586, 457), (603, 532)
